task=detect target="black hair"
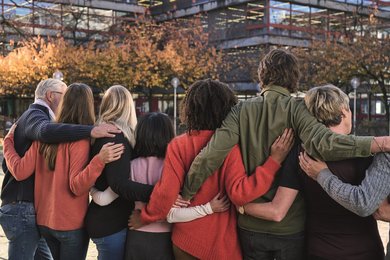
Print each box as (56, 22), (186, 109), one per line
(134, 112), (174, 158)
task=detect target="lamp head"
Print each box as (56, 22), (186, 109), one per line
(171, 77), (179, 89)
(53, 70), (64, 81)
(351, 77), (360, 90)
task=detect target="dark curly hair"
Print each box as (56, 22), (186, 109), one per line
(180, 79), (237, 132)
(258, 49), (301, 92)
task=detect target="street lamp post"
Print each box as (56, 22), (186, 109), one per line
(171, 77), (179, 135)
(351, 77), (360, 135)
(388, 100), (390, 135)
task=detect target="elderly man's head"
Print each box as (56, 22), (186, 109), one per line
(35, 79), (67, 114)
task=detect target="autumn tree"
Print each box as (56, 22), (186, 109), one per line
(0, 37), (61, 95)
(122, 17), (222, 89)
(295, 33), (390, 123)
(0, 17), (222, 95)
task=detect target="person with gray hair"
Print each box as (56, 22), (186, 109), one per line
(0, 78), (120, 260)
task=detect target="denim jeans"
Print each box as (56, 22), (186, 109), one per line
(0, 202), (53, 260)
(238, 228), (305, 260)
(39, 225), (89, 260)
(91, 228), (127, 260)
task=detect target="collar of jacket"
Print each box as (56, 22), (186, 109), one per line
(260, 85), (291, 97)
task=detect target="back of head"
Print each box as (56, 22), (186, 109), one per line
(98, 85), (137, 146)
(304, 84), (350, 127)
(180, 79), (237, 132)
(40, 82), (95, 171)
(134, 112), (174, 158)
(35, 78), (67, 102)
(56, 83), (95, 125)
(258, 49), (300, 92)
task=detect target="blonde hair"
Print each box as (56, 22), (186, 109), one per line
(97, 85), (137, 147)
(304, 84), (350, 127)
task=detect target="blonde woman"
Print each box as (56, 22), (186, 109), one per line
(85, 85), (154, 260)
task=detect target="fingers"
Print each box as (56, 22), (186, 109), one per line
(174, 198), (191, 208)
(128, 209), (142, 230)
(173, 194), (188, 208)
(211, 192), (221, 201)
(100, 142), (125, 163)
(300, 151), (312, 165)
(173, 194), (191, 208)
(5, 124), (18, 139)
(220, 195), (230, 208)
(91, 124), (121, 138)
(298, 152), (309, 173)
(286, 129), (295, 148)
(9, 124), (17, 134)
(272, 128), (294, 148)
(211, 194), (230, 213)
(273, 135), (281, 145)
(280, 128), (294, 147)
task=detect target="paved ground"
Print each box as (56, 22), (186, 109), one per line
(0, 172), (387, 259)
(0, 172), (98, 259)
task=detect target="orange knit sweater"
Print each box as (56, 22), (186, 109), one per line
(140, 130), (280, 259)
(4, 133), (105, 231)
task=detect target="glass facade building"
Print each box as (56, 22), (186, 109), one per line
(1, 0), (388, 52)
(0, 0), (143, 53)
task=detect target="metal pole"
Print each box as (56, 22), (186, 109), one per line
(353, 88), (357, 135)
(351, 77), (360, 135)
(173, 86), (177, 135)
(388, 101), (390, 136)
(171, 77), (179, 135)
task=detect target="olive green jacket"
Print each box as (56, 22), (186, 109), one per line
(181, 86), (372, 231)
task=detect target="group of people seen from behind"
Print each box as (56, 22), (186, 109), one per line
(1, 48), (390, 260)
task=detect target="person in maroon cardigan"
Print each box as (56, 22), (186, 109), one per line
(129, 79), (294, 259)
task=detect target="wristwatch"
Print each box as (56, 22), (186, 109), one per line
(238, 205), (245, 215)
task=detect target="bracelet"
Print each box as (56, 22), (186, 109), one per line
(374, 137), (385, 153)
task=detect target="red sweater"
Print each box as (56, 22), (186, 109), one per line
(141, 130), (280, 260)
(4, 133), (105, 231)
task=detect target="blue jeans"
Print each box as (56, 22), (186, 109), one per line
(0, 202), (53, 260)
(91, 228), (127, 260)
(39, 226), (89, 260)
(238, 228), (304, 260)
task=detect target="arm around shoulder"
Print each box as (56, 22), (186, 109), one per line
(104, 134), (153, 202)
(317, 154), (390, 216)
(243, 187), (299, 222)
(3, 133), (36, 181)
(295, 103), (372, 161)
(182, 103), (242, 200)
(69, 140), (105, 196)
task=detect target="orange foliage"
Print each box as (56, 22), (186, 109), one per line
(0, 18), (222, 95)
(294, 33), (390, 116)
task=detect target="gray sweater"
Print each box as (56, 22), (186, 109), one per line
(317, 153), (390, 217)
